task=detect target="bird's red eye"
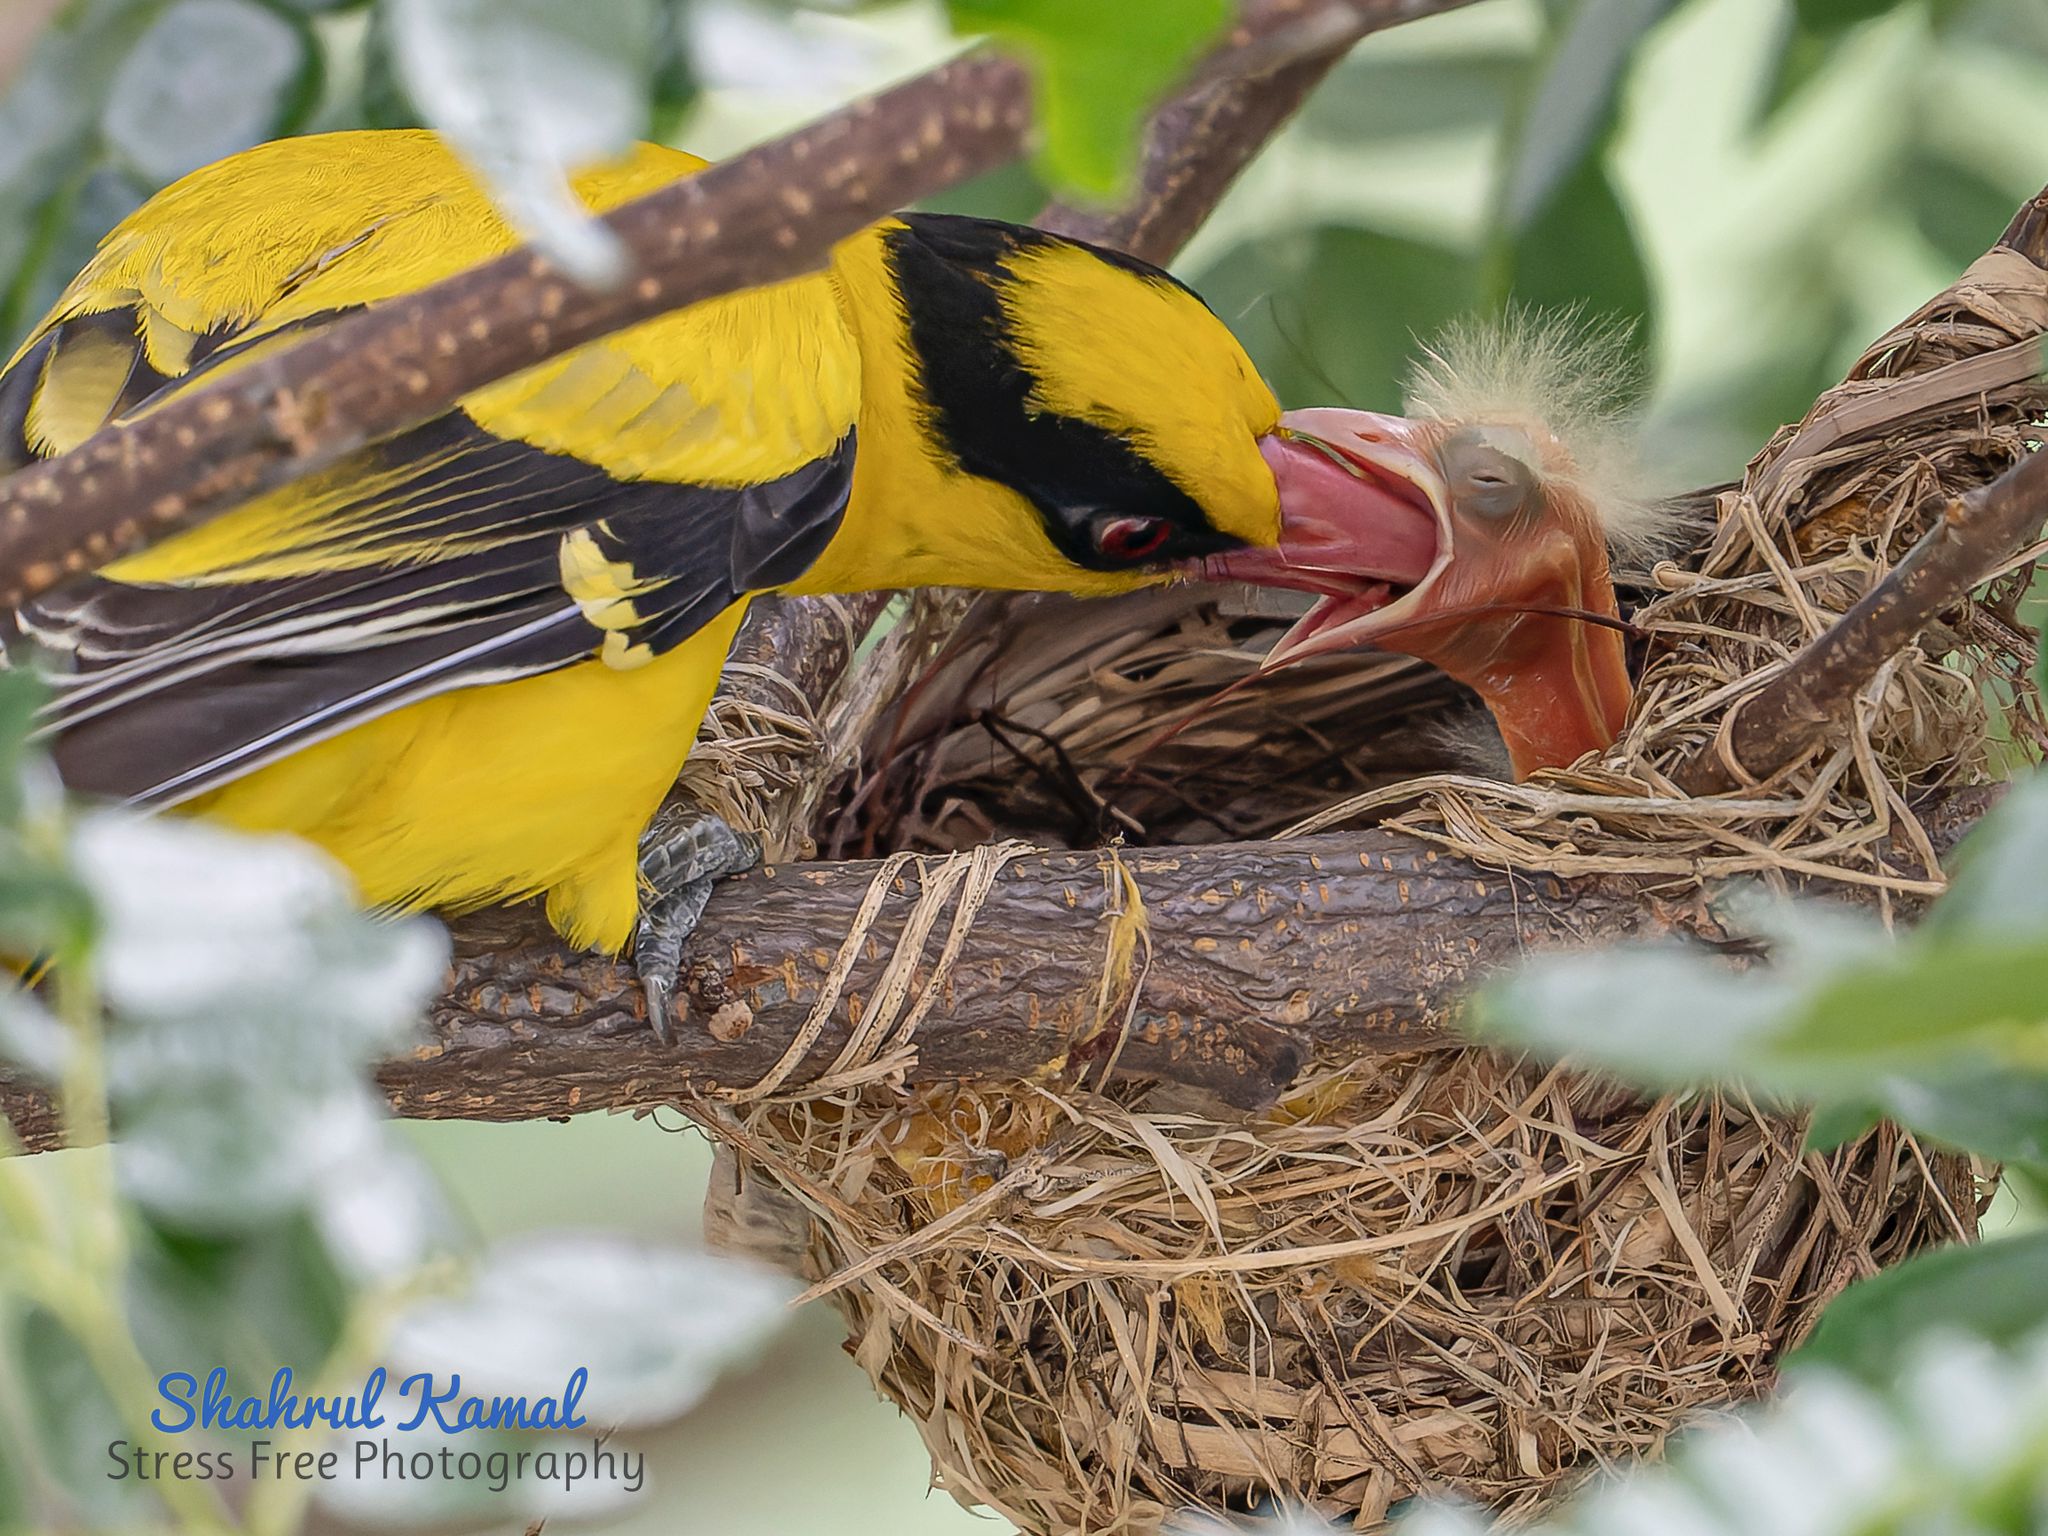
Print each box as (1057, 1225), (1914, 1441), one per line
(1092, 516), (1172, 562)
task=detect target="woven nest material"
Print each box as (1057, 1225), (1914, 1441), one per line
(708, 1063), (1977, 1532)
(703, 244), (2046, 1532)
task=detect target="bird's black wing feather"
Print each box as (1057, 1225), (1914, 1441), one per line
(17, 413), (855, 805)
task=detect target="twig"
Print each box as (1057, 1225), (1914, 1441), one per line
(0, 0), (1487, 608)
(0, 54), (1033, 605)
(1679, 450), (2048, 794)
(976, 708), (1146, 841)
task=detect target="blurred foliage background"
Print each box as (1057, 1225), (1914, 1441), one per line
(2, 0), (2047, 1533)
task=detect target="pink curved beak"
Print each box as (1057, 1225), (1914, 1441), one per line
(1203, 411), (1446, 600)
(1192, 408), (1632, 779)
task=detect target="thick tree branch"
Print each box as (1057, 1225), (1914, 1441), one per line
(1679, 451), (2048, 794)
(1, 832), (1484, 1152)
(0, 790), (1998, 1155)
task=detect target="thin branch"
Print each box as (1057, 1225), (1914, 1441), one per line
(0, 54), (1031, 606)
(0, 0), (1481, 608)
(1678, 422), (2048, 796)
(1666, 182), (2048, 794)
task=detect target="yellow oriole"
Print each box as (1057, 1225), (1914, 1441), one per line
(2, 131), (1633, 1006)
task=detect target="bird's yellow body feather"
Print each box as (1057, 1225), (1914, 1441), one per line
(13, 135), (837, 948)
(7, 130), (1283, 953)
(186, 605), (746, 951)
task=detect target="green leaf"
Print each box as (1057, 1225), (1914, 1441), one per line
(919, 160), (1050, 224)
(10, 166), (153, 344)
(946, 0), (1230, 200)
(1499, 153), (1652, 360)
(317, 1425), (563, 1527)
(387, 0), (662, 281)
(1298, 50), (1524, 145)
(15, 1314), (166, 1529)
(1803, 1097), (1883, 1152)
(350, 5), (427, 130)
(59, 811), (443, 1227)
(1773, 942), (2048, 1061)
(73, 812), (444, 1064)
(647, 0), (697, 145)
(0, 0), (158, 350)
(1749, 17), (1835, 133)
(310, 1132), (456, 1282)
(1871, 1064), (2048, 1170)
(1794, 0), (1917, 31)
(1791, 1231), (2048, 1386)
(0, 670), (43, 824)
(0, 675), (95, 959)
(1193, 225), (1480, 412)
(1471, 939), (1807, 1086)
(0, 1431), (29, 1536)
(117, 1083), (391, 1231)
(1497, 0), (1675, 234)
(127, 1214), (354, 1383)
(0, 852), (96, 974)
(1901, 149), (2033, 273)
(0, 983), (69, 1084)
(388, 1234), (798, 1428)
(1405, 1330), (2048, 1536)
(100, 0), (321, 184)
(1926, 770), (2048, 945)
(1955, 0), (2048, 61)
(1472, 867), (2048, 1164)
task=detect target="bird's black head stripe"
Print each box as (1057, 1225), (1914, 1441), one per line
(884, 212), (1243, 570)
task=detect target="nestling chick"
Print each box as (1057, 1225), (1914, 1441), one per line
(1194, 313), (1668, 779)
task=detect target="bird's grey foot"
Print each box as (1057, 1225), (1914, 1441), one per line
(634, 806), (762, 1044)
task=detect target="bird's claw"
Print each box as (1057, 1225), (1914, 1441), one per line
(634, 807), (762, 1044)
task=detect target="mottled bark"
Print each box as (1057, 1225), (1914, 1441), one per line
(0, 58), (1034, 605)
(0, 789), (1997, 1154)
(0, 830), (1642, 1152)
(412, 832), (1597, 1119)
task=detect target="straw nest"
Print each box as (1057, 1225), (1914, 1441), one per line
(702, 248), (2044, 1531)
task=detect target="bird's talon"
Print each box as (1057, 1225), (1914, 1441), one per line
(643, 971), (677, 1046)
(634, 810), (761, 1045)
